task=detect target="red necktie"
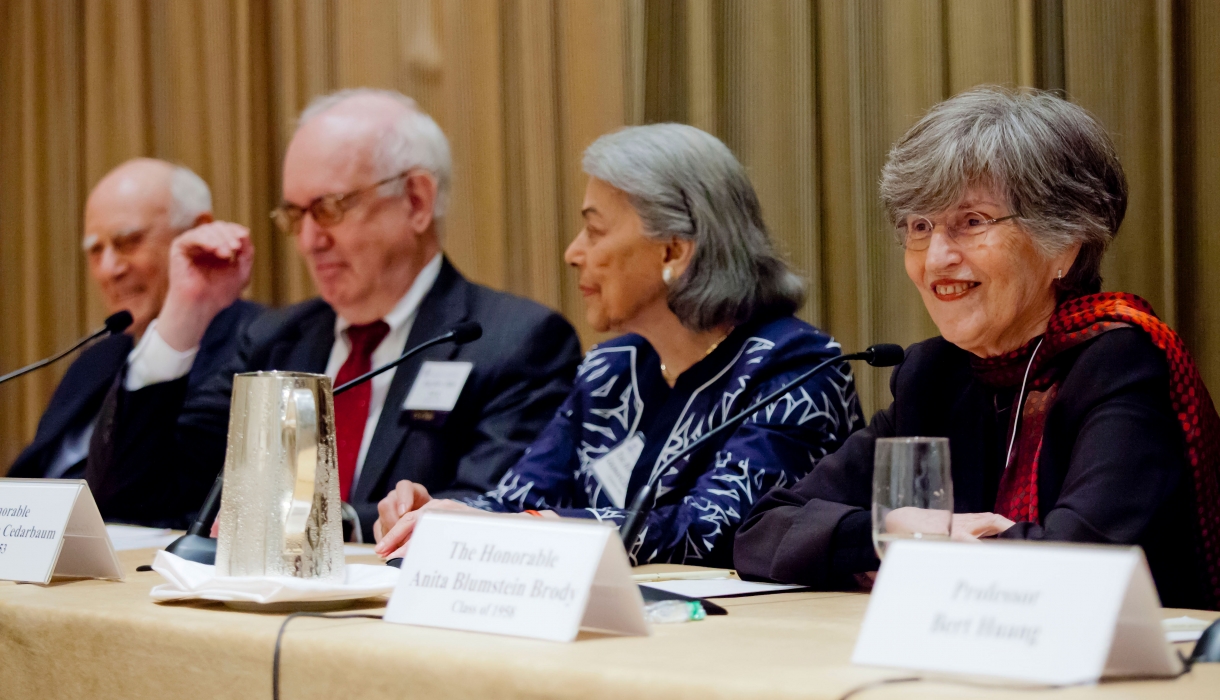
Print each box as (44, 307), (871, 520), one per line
(334, 321), (390, 501)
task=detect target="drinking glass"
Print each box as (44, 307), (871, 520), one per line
(871, 437), (953, 559)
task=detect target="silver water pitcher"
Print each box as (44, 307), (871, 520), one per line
(214, 371), (344, 580)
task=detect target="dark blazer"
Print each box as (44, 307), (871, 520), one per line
(8, 300), (261, 525)
(94, 258), (582, 540)
(734, 328), (1210, 610)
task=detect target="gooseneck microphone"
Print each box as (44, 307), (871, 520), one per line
(0, 311), (133, 387)
(333, 321), (482, 395)
(618, 343), (906, 549)
(164, 321), (485, 565)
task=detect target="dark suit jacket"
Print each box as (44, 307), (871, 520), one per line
(735, 328), (1210, 610)
(96, 258), (582, 540)
(8, 300), (261, 527)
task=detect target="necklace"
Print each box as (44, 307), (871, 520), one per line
(660, 327), (734, 384)
(1003, 337), (1043, 471)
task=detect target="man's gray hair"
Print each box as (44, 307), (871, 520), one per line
(880, 85), (1128, 298)
(583, 123), (804, 331)
(298, 88), (453, 219)
(167, 166), (212, 229)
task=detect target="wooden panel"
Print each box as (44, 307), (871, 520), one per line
(435, 0), (506, 289)
(268, 0), (324, 304)
(685, 0), (717, 134)
(554, 0), (631, 346)
(816, 0), (861, 359)
(946, 0), (1020, 92)
(841, 0), (945, 411)
(334, 0), (399, 91)
(1063, 1), (1169, 319)
(0, 1), (85, 466)
(501, 0), (565, 309)
(82, 0), (148, 325)
(1176, 0), (1220, 396)
(719, 0), (821, 326)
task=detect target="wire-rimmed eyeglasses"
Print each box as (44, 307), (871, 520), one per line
(898, 211), (1020, 251)
(270, 171), (410, 236)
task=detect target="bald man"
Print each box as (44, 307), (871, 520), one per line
(8, 159), (261, 527)
(89, 90), (581, 541)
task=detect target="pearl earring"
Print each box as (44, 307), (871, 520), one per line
(663, 267), (674, 285)
(1057, 269), (1063, 280)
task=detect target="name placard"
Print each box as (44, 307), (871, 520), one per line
(384, 512), (648, 642)
(0, 479), (123, 584)
(403, 361), (474, 412)
(852, 540), (1181, 685)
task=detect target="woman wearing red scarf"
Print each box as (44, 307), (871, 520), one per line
(735, 86), (1220, 610)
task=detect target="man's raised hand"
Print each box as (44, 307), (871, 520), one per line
(157, 222), (254, 351)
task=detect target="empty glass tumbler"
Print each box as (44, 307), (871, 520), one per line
(871, 436), (954, 559)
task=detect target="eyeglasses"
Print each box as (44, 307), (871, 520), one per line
(899, 211), (1020, 251)
(271, 171), (409, 236)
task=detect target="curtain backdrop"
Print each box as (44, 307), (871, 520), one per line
(2, 0), (1217, 471)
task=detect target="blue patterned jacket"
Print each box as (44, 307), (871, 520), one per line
(464, 315), (864, 566)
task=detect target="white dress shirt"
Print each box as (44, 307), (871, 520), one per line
(126, 252), (444, 491)
(125, 324), (197, 390)
(325, 253), (442, 486)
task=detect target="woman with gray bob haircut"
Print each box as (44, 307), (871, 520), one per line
(582, 123), (806, 330)
(880, 85), (1127, 301)
(736, 87), (1220, 611)
(371, 123), (863, 567)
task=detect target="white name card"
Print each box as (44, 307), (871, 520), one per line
(852, 539), (1181, 685)
(0, 479), (123, 584)
(589, 433), (644, 508)
(403, 361), (474, 412)
(385, 511), (648, 642)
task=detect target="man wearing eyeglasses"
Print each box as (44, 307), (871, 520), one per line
(89, 89), (582, 540)
(8, 159), (260, 528)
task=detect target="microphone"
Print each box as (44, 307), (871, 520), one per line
(618, 343), (905, 549)
(164, 321), (485, 565)
(333, 321), (482, 395)
(0, 311), (133, 387)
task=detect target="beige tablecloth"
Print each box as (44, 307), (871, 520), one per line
(0, 548), (1216, 700)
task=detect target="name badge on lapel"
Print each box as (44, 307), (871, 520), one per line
(588, 433), (644, 508)
(403, 361), (474, 424)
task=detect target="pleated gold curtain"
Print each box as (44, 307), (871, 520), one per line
(3, 0), (1219, 472)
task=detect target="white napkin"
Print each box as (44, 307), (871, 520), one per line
(106, 524), (179, 551)
(1162, 615), (1213, 643)
(149, 550), (401, 604)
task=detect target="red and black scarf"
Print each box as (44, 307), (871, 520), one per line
(972, 292), (1220, 608)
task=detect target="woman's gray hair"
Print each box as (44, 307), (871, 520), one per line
(298, 88), (453, 219)
(880, 86), (1128, 299)
(582, 123), (804, 331)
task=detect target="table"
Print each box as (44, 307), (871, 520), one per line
(0, 548), (1216, 700)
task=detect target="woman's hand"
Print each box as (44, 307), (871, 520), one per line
(951, 512), (1016, 541)
(372, 480), (433, 545)
(883, 506), (951, 536)
(882, 508), (1015, 542)
(373, 498), (479, 559)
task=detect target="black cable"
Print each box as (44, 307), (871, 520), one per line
(266, 615), (1196, 700)
(836, 676), (1077, 700)
(832, 667), (1198, 700)
(272, 612), (383, 700)
(835, 676), (921, 700)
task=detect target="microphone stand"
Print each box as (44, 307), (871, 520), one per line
(618, 344), (904, 549)
(162, 322), (483, 565)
